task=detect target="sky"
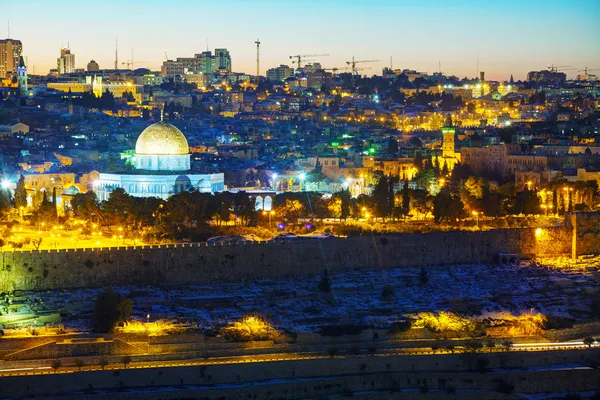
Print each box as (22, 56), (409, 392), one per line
(3, 0), (600, 81)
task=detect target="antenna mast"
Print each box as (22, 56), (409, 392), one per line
(7, 18), (9, 39)
(115, 39), (118, 70)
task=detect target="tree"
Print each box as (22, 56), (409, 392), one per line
(568, 189), (573, 213)
(414, 151), (424, 170)
(318, 269), (332, 293)
(414, 168), (436, 192)
(372, 176), (393, 220)
(432, 157), (441, 177)
(552, 189), (558, 215)
(121, 355), (132, 368)
(583, 337), (595, 348)
(501, 339), (514, 352)
(387, 136), (398, 155)
(0, 181), (10, 215)
(13, 175), (27, 209)
(433, 187), (464, 223)
(99, 357), (109, 370)
(419, 268), (429, 286)
(381, 285), (394, 302)
(340, 188), (351, 220)
(401, 181), (410, 217)
(31, 191), (57, 225)
(51, 358), (62, 373)
(75, 358), (85, 372)
(92, 288), (133, 333)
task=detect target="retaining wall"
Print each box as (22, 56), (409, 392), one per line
(0, 219), (596, 292)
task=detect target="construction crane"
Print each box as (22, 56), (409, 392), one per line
(254, 38), (261, 81)
(292, 58), (317, 65)
(346, 57), (379, 75)
(547, 64), (574, 72)
(164, 52), (169, 61)
(578, 67), (599, 74)
(122, 61), (147, 69)
(323, 67), (347, 77)
(289, 53), (329, 68)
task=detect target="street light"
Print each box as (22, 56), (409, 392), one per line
(298, 172), (306, 192)
(472, 211), (479, 229)
(263, 210), (274, 228)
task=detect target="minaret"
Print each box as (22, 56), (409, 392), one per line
(509, 74), (515, 85)
(17, 56), (28, 97)
(441, 114), (457, 171)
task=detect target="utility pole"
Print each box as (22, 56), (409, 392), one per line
(254, 38), (261, 83)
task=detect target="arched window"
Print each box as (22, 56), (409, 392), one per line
(255, 196), (264, 211)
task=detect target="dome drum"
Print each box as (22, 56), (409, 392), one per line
(134, 121), (190, 172)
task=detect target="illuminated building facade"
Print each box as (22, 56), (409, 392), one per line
(95, 119), (224, 201)
(0, 38), (22, 79)
(47, 76), (145, 103)
(161, 49), (232, 77)
(57, 48), (75, 74)
(267, 65), (293, 81)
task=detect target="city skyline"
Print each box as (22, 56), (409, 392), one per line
(3, 0), (600, 80)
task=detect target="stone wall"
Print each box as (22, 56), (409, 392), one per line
(569, 211), (600, 257)
(0, 221), (597, 292)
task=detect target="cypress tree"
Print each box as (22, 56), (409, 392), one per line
(402, 181), (410, 216)
(14, 175), (27, 209)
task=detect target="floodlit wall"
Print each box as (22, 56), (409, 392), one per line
(1, 213), (599, 292)
(0, 228), (557, 292)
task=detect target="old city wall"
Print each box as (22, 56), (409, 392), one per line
(0, 229), (526, 292)
(0, 218), (596, 292)
(570, 211), (600, 257)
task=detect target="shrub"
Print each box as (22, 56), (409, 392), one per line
(75, 359), (85, 372)
(220, 315), (281, 342)
(51, 359), (61, 373)
(326, 348), (339, 358)
(121, 355), (132, 368)
(92, 288), (132, 333)
(381, 285), (394, 302)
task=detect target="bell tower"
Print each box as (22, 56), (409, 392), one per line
(440, 114), (460, 171)
(17, 56), (28, 97)
(441, 114), (455, 157)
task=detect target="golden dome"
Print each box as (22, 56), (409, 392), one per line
(135, 121), (189, 155)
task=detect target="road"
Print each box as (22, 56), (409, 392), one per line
(0, 340), (597, 377)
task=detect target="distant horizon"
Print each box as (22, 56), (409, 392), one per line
(3, 0), (600, 81)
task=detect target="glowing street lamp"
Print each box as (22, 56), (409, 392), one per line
(298, 172), (306, 192)
(472, 210), (479, 229)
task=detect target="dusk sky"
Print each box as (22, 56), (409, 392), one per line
(3, 0), (600, 80)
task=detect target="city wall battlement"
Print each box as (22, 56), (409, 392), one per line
(0, 212), (597, 292)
